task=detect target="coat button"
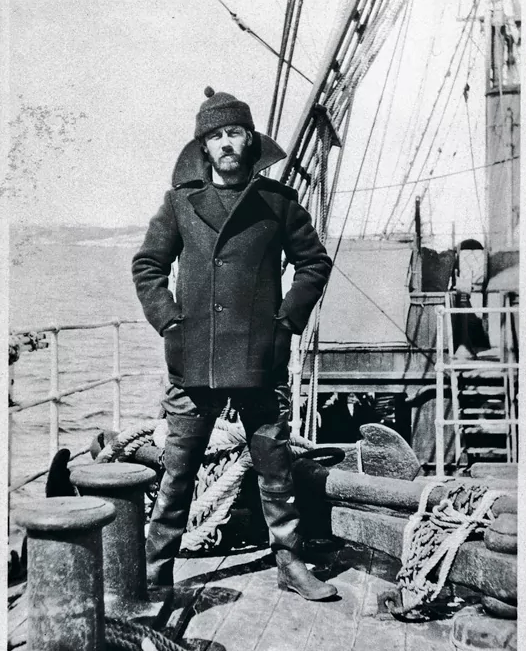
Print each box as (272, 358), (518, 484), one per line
(214, 303), (223, 312)
(214, 258), (224, 267)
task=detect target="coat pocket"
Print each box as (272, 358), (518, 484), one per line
(163, 318), (185, 382)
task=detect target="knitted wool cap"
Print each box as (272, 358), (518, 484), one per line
(194, 87), (255, 139)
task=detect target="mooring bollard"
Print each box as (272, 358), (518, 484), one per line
(70, 462), (156, 612)
(15, 496), (116, 651)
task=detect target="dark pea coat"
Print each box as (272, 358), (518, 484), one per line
(132, 132), (332, 389)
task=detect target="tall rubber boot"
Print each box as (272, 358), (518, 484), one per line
(250, 422), (338, 601)
(146, 415), (213, 588)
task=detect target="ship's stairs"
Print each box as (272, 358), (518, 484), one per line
(444, 294), (519, 469)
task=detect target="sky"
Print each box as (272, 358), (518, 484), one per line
(5, 0), (517, 248)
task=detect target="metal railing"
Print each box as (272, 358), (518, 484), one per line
(435, 304), (520, 477)
(8, 318), (164, 493)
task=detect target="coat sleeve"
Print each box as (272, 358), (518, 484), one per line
(131, 190), (183, 335)
(278, 198), (333, 334)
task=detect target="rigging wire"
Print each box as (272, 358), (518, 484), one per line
(394, 0), (483, 235)
(416, 21), (483, 231)
(375, 0), (447, 233)
(213, 0), (313, 84)
(326, 2), (406, 272)
(270, 0), (318, 71)
(381, 0), (482, 237)
(331, 264), (437, 366)
(333, 155), (520, 193)
(462, 26), (486, 241)
(267, 0), (296, 137)
(273, 0), (305, 140)
(360, 0), (414, 238)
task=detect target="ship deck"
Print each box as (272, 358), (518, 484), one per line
(162, 543), (453, 651)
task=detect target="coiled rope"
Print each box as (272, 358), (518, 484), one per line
(386, 482), (505, 619)
(8, 600), (185, 651)
(95, 422), (155, 464)
(105, 617), (183, 651)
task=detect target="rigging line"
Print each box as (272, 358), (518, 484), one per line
(273, 0), (305, 140)
(214, 0), (313, 84)
(385, 0), (482, 237)
(464, 91), (485, 236)
(361, 0), (414, 238)
(418, 24), (481, 211)
(376, 0), (447, 232)
(333, 155), (519, 193)
(267, 0), (296, 137)
(324, 2), (404, 286)
(270, 0), (317, 70)
(384, 2), (479, 236)
(298, 3), (409, 364)
(461, 28), (485, 239)
(381, 0), (481, 237)
(389, 0), (485, 236)
(332, 264), (437, 366)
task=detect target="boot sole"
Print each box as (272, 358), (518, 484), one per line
(277, 581), (338, 601)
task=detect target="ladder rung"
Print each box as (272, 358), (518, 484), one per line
(461, 407), (505, 415)
(464, 447), (508, 457)
(460, 389), (505, 397)
(463, 425), (509, 435)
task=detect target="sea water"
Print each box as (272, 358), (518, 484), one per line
(9, 237), (166, 538)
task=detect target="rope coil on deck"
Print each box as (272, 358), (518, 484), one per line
(105, 617), (184, 651)
(386, 482), (505, 619)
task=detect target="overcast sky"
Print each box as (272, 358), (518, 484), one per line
(7, 0), (507, 248)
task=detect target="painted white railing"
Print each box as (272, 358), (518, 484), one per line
(434, 304), (520, 477)
(8, 318), (164, 493)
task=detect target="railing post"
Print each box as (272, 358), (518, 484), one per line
(290, 335), (302, 438)
(435, 306), (445, 478)
(49, 328), (60, 462)
(112, 319), (121, 433)
(505, 295), (518, 463)
(9, 362), (15, 487)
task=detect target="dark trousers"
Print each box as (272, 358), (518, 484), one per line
(146, 383), (302, 586)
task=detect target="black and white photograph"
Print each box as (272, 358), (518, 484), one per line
(4, 1), (523, 649)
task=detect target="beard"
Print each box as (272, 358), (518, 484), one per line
(212, 152), (242, 173)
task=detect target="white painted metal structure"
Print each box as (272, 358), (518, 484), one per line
(434, 302), (519, 477)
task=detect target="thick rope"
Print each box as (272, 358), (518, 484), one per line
(105, 617), (184, 651)
(182, 435), (314, 550)
(94, 417), (314, 551)
(96, 423), (156, 464)
(387, 483), (505, 618)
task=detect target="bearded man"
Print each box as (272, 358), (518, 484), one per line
(132, 88), (335, 601)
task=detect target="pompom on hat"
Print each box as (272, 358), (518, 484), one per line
(194, 87), (255, 140)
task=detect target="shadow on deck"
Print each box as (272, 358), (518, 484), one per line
(157, 543), (455, 651)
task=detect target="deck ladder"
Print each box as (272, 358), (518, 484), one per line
(435, 297), (519, 477)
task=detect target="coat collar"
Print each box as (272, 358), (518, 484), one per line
(171, 131), (287, 188)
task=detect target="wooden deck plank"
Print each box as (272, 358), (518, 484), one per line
(253, 588), (320, 651)
(211, 564), (286, 651)
(166, 554), (229, 631)
(303, 571), (369, 651)
(352, 618), (407, 651)
(170, 544), (456, 651)
(360, 551), (401, 618)
(404, 620), (452, 651)
(182, 549), (275, 648)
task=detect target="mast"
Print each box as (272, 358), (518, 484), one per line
(485, 0), (521, 252)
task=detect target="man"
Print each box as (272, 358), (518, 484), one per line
(132, 87), (335, 601)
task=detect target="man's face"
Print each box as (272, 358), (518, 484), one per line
(203, 125), (252, 175)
